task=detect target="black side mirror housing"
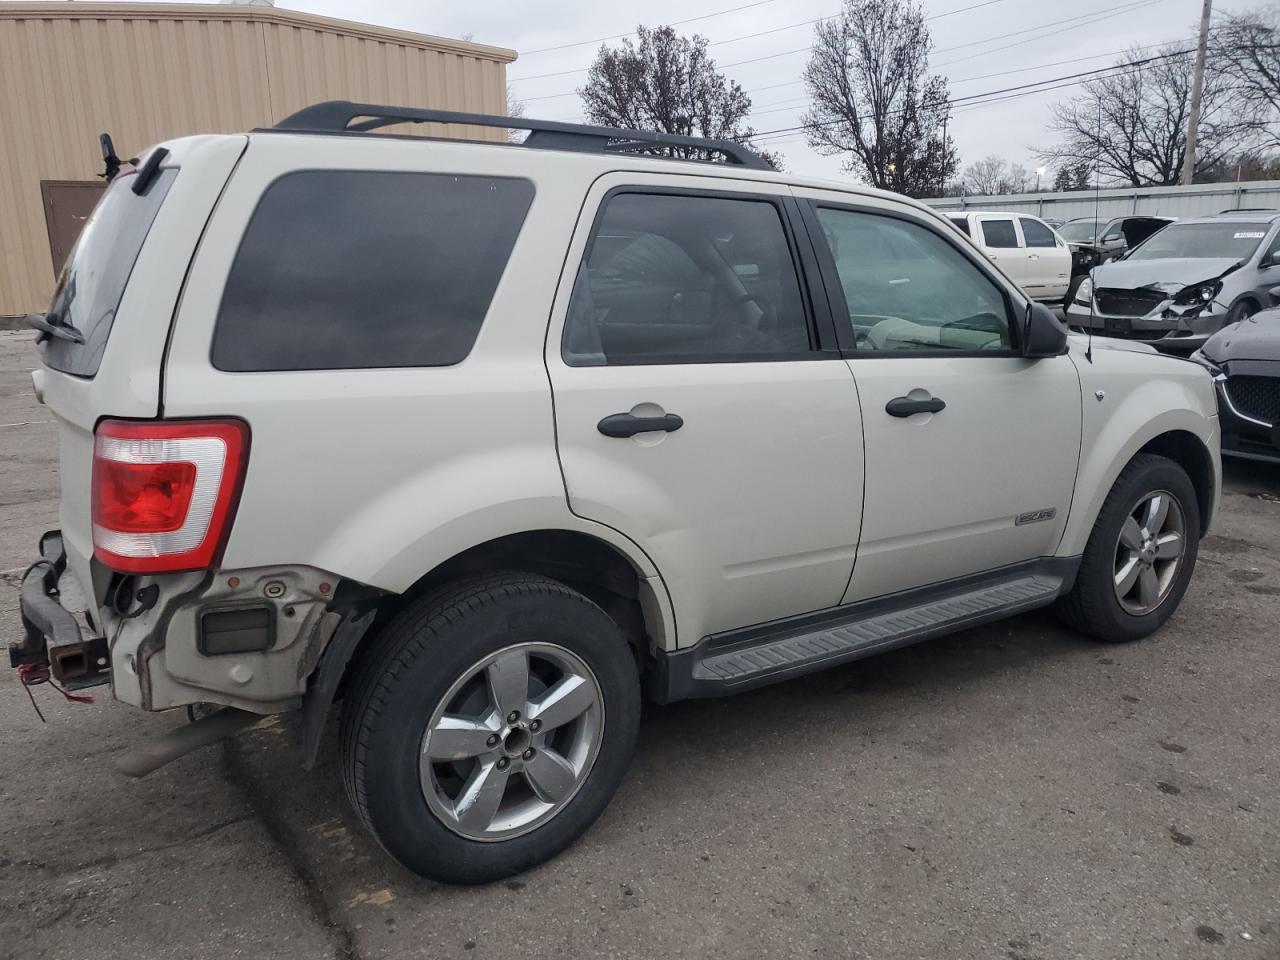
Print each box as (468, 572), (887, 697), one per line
(1023, 302), (1068, 358)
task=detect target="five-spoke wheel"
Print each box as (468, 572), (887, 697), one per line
(340, 573), (640, 884)
(1113, 490), (1185, 616)
(421, 643), (604, 841)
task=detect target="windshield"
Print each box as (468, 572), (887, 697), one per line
(1125, 221), (1270, 262)
(40, 167), (177, 377)
(1057, 220), (1099, 242)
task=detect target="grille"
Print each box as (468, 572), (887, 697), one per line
(1227, 375), (1280, 425)
(1095, 288), (1166, 317)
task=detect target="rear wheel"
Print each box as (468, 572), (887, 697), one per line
(1055, 454), (1200, 643)
(340, 573), (640, 883)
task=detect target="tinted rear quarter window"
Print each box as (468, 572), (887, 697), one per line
(980, 219), (1019, 248)
(948, 217), (971, 237)
(213, 171), (534, 371)
(41, 168), (177, 377)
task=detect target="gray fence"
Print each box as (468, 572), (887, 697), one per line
(924, 180), (1280, 220)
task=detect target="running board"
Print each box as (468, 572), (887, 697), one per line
(651, 559), (1077, 702)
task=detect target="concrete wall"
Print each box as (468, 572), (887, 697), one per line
(925, 180), (1280, 221)
(0, 2), (515, 316)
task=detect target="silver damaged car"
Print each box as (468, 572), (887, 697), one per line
(1065, 212), (1280, 352)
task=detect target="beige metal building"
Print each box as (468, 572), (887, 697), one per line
(0, 2), (516, 317)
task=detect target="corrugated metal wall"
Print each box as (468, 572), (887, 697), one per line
(926, 180), (1280, 221)
(0, 3), (515, 316)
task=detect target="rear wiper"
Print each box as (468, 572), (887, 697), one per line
(25, 313), (85, 345)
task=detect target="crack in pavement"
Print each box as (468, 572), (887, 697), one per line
(221, 738), (361, 960)
(4, 814), (254, 880)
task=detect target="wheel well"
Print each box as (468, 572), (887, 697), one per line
(1138, 431), (1215, 534)
(381, 531), (654, 663)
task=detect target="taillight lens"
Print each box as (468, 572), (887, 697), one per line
(92, 419), (250, 573)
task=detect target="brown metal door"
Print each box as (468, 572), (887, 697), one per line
(40, 180), (106, 278)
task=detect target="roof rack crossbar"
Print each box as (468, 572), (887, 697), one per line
(271, 100), (771, 170)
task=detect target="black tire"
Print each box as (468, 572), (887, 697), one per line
(1064, 275), (1084, 308)
(339, 572), (641, 884)
(1055, 454), (1200, 643)
(1226, 299), (1258, 325)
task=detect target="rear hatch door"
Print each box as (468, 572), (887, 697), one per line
(34, 136), (247, 603)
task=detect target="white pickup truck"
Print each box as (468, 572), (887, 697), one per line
(946, 210), (1073, 302)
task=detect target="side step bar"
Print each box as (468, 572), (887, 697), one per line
(651, 559), (1078, 702)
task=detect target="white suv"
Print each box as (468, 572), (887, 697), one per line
(15, 102), (1220, 884)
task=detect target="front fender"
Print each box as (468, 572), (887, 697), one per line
(1059, 353), (1219, 557)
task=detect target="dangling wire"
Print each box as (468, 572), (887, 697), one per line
(17, 661), (95, 723)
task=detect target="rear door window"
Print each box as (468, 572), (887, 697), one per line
(213, 171), (534, 371)
(40, 167), (177, 377)
(980, 219), (1019, 248)
(1019, 217), (1058, 248)
(562, 192), (813, 365)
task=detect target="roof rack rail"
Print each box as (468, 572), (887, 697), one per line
(269, 100), (771, 170)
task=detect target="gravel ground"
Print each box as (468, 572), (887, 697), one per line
(1, 328), (1277, 960)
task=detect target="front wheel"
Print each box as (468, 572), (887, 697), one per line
(1055, 454), (1200, 643)
(340, 573), (641, 883)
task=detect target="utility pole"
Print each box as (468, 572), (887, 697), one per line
(1181, 0), (1213, 185)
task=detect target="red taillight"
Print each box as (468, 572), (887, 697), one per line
(92, 419), (250, 574)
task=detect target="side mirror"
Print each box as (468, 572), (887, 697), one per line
(1269, 285), (1280, 304)
(1023, 302), (1068, 358)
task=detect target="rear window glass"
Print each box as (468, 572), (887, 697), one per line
(40, 167), (177, 377)
(212, 171), (535, 371)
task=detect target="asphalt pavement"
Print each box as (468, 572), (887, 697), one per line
(2, 328), (1278, 960)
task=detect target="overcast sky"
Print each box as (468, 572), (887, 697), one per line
(279, 0), (1255, 183)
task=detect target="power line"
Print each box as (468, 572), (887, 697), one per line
(720, 0), (1161, 70)
(743, 47), (1194, 143)
(513, 0), (1010, 80)
(934, 0), (1168, 67)
(514, 0), (1165, 105)
(707, 0), (1006, 48)
(518, 0), (783, 56)
(744, 34), (1191, 119)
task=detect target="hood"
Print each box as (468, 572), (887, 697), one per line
(1091, 257), (1241, 290)
(1201, 307), (1280, 362)
(1067, 332), (1158, 355)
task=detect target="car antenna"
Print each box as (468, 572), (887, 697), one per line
(1084, 103), (1102, 365)
(100, 133), (121, 181)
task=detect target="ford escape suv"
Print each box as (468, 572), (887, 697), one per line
(15, 102), (1220, 884)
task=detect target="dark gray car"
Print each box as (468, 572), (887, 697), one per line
(1065, 212), (1280, 352)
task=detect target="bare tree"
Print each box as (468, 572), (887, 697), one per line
(506, 85), (526, 143)
(578, 26), (782, 169)
(963, 155), (1008, 195)
(1036, 43), (1260, 186)
(1212, 7), (1280, 150)
(801, 0), (956, 197)
(959, 156), (1033, 195)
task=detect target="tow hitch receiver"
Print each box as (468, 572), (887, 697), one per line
(12, 531), (111, 691)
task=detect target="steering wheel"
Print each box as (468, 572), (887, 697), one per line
(709, 293), (778, 336)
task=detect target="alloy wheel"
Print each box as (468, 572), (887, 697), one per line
(419, 642), (604, 842)
(1113, 489), (1185, 616)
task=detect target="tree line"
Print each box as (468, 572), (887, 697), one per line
(536, 0), (1280, 198)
